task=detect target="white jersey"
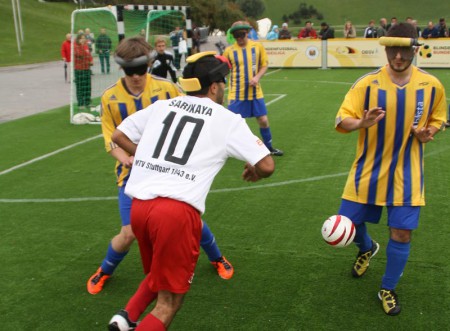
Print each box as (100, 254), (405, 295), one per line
(118, 95), (270, 213)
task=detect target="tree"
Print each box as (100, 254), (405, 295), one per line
(282, 2), (324, 25)
(236, 0), (265, 19)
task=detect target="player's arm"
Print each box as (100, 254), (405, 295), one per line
(111, 129), (137, 156)
(242, 155), (275, 182)
(338, 107), (385, 132)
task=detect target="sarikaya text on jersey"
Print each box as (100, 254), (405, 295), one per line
(168, 99), (213, 116)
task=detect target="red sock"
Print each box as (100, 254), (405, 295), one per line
(125, 275), (157, 322)
(136, 314), (166, 331)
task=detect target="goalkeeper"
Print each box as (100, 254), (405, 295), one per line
(87, 37), (234, 295)
(151, 38), (177, 83)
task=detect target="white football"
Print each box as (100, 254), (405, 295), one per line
(108, 314), (131, 331)
(322, 215), (355, 247)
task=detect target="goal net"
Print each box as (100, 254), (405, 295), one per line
(70, 5), (190, 124)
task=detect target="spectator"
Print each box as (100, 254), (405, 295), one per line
(318, 22), (335, 40)
(96, 28), (112, 74)
(377, 18), (387, 37)
(151, 38), (177, 83)
(84, 28), (95, 54)
(169, 26), (185, 69)
(422, 21), (439, 39)
(139, 29), (146, 39)
(266, 25), (279, 40)
(364, 20), (378, 38)
(223, 21), (283, 156)
(334, 22), (447, 316)
(61, 33), (72, 82)
(278, 22), (292, 40)
(107, 51), (274, 330)
(247, 21), (259, 40)
(73, 33), (93, 110)
(343, 21), (356, 38)
(386, 17), (398, 31)
(437, 18), (449, 37)
(192, 23), (201, 53)
(405, 17), (421, 37)
(298, 21), (317, 39)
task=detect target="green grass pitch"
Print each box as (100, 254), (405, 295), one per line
(1, 68), (450, 330)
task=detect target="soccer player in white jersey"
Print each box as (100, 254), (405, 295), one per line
(108, 51), (275, 331)
(87, 38), (235, 296)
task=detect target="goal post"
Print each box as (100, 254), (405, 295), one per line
(70, 4), (191, 125)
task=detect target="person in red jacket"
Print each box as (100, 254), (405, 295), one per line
(297, 21), (317, 39)
(61, 33), (72, 82)
(74, 33), (93, 109)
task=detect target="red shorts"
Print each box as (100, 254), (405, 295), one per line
(130, 197), (202, 294)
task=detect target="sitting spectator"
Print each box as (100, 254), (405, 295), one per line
(422, 21), (439, 39)
(386, 17), (398, 31)
(437, 18), (449, 37)
(298, 21), (317, 39)
(266, 25), (279, 40)
(406, 17), (421, 37)
(318, 22), (334, 40)
(377, 18), (387, 37)
(343, 21), (356, 38)
(278, 22), (292, 40)
(364, 20), (377, 38)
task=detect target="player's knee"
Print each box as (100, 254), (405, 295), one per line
(390, 228), (411, 242)
(257, 116), (269, 128)
(120, 226), (136, 244)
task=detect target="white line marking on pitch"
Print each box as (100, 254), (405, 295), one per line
(265, 69), (282, 76)
(0, 134), (102, 176)
(266, 94), (287, 106)
(0, 172), (348, 203)
(2, 145), (448, 204)
(265, 78), (353, 85)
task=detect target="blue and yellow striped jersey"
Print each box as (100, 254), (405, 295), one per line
(223, 40), (268, 101)
(101, 74), (182, 187)
(336, 66), (447, 206)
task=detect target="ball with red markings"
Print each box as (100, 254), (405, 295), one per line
(321, 215), (355, 247)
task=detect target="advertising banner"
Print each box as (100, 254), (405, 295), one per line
(259, 40), (322, 68)
(326, 39), (387, 67)
(416, 39), (450, 67)
(260, 38), (450, 68)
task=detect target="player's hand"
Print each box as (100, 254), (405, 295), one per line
(124, 155), (134, 168)
(249, 77), (259, 87)
(411, 126), (434, 143)
(359, 107), (385, 128)
(242, 162), (260, 182)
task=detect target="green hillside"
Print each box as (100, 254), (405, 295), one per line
(0, 0), (77, 66)
(263, 1), (450, 34)
(1, 0), (449, 66)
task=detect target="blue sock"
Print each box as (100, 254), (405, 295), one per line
(100, 242), (129, 275)
(259, 127), (273, 150)
(382, 239), (410, 290)
(200, 221), (222, 262)
(353, 223), (372, 252)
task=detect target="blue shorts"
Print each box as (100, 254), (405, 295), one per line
(228, 99), (268, 118)
(338, 199), (421, 230)
(118, 186), (132, 226)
